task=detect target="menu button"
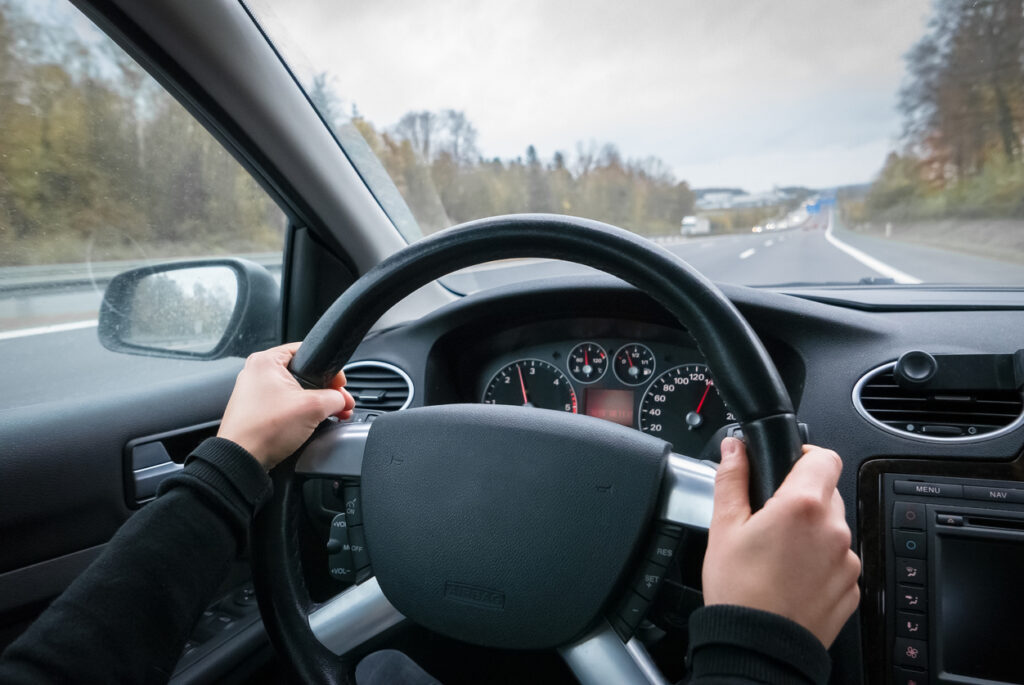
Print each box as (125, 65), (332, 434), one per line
(894, 481), (963, 498)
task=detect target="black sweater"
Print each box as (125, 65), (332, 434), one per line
(0, 438), (830, 684)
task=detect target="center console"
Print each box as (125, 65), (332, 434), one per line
(861, 457), (1024, 685)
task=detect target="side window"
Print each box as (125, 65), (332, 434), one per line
(0, 0), (286, 408)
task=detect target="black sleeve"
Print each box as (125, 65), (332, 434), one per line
(0, 438), (271, 685)
(687, 605), (832, 684)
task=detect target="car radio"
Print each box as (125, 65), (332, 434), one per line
(884, 473), (1024, 685)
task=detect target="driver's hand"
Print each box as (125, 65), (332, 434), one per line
(701, 438), (861, 648)
(217, 342), (355, 469)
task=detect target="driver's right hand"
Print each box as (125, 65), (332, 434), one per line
(701, 438), (861, 648)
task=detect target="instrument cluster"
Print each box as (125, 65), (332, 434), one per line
(479, 338), (736, 456)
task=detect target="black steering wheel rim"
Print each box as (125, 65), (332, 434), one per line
(253, 214), (803, 684)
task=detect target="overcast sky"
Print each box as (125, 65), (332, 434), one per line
(249, 0), (932, 192)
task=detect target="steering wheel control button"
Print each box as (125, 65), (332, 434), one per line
(896, 558), (926, 585)
(894, 638), (928, 669)
(347, 525), (370, 570)
(963, 485), (1024, 503)
(897, 585), (928, 612)
(894, 481), (963, 498)
(894, 668), (929, 685)
(893, 502), (925, 530)
(893, 531), (926, 559)
(231, 585), (257, 609)
(897, 611), (927, 639)
(649, 533), (679, 567)
(327, 514), (355, 582)
(617, 591), (651, 630)
(633, 561), (666, 601)
(342, 485), (363, 526)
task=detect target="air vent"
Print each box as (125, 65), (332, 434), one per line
(342, 361), (414, 412)
(854, 362), (1024, 442)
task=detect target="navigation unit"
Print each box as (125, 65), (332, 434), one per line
(884, 474), (1024, 685)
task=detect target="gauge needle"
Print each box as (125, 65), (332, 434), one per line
(517, 364), (529, 405)
(695, 383), (712, 414)
(584, 348), (589, 366)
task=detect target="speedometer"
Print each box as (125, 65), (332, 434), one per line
(638, 363), (735, 455)
(482, 359), (578, 413)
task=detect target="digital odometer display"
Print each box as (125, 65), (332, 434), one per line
(638, 363), (734, 455)
(584, 388), (634, 426)
(482, 359), (578, 413)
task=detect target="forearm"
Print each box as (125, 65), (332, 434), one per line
(687, 605), (832, 685)
(0, 438), (270, 684)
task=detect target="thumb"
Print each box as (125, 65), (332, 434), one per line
(712, 437), (752, 527)
(305, 388), (352, 420)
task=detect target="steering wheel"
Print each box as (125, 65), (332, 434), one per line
(252, 214), (803, 684)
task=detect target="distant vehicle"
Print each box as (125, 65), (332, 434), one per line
(680, 215), (711, 236)
(752, 225), (763, 233)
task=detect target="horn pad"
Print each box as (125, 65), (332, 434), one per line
(361, 404), (669, 649)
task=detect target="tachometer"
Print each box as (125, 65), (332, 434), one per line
(638, 363), (735, 455)
(483, 359), (578, 413)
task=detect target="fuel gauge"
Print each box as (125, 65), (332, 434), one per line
(614, 343), (656, 385)
(567, 342), (607, 383)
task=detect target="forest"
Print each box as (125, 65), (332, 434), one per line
(856, 0), (1024, 222)
(0, 0), (696, 268)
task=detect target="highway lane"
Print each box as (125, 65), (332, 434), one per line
(4, 212), (1024, 410)
(0, 325), (241, 410)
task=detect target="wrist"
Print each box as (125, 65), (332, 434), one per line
(215, 429), (269, 470)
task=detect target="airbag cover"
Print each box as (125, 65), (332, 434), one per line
(361, 404), (669, 649)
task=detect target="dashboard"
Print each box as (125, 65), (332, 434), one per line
(344, 276), (1024, 685)
(478, 337), (735, 457)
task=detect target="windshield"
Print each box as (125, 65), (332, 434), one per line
(246, 0), (1024, 290)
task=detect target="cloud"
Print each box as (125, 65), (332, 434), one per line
(248, 0), (930, 190)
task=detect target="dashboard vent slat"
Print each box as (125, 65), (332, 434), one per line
(342, 361), (414, 412)
(854, 363), (1024, 442)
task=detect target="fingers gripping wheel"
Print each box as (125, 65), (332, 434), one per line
(251, 214), (802, 683)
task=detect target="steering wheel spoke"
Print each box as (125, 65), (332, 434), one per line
(295, 420), (370, 478)
(657, 453), (718, 531)
(308, 576), (405, 656)
(559, 620), (669, 685)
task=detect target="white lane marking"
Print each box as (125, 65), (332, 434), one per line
(765, 239), (774, 247)
(739, 248), (756, 260)
(0, 319), (98, 341)
(824, 211), (921, 284)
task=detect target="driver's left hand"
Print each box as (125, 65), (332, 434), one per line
(217, 342), (355, 469)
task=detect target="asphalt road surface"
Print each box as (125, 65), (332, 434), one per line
(4, 211), (1024, 410)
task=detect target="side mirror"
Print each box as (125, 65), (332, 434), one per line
(98, 258), (280, 359)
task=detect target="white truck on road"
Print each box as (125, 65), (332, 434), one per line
(680, 215), (711, 236)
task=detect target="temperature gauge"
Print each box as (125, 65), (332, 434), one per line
(567, 342), (607, 383)
(614, 343), (656, 386)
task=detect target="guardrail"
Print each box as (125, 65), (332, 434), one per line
(0, 253), (283, 295)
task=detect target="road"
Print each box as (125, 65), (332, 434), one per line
(443, 212), (1024, 292)
(4, 211), (1024, 410)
